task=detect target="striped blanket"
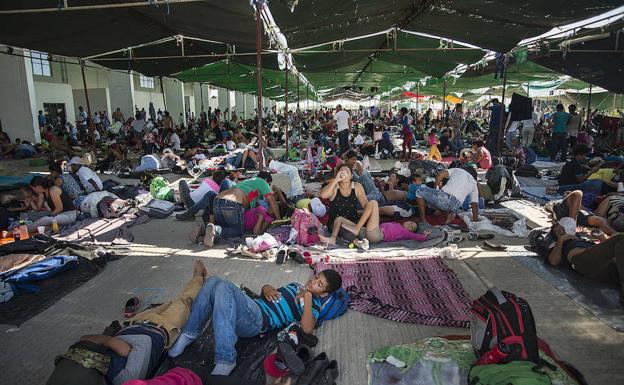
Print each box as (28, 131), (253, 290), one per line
(315, 257), (471, 327)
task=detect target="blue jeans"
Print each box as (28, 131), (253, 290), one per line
(551, 132), (568, 160)
(415, 186), (463, 213)
(180, 276), (263, 365)
(225, 153), (243, 168)
(557, 179), (603, 195)
(353, 170), (385, 203)
(188, 190), (217, 215)
(213, 198), (245, 238)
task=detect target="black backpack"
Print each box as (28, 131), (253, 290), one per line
(470, 288), (540, 364)
(515, 165), (539, 178)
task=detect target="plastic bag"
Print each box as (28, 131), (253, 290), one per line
(150, 176), (173, 201)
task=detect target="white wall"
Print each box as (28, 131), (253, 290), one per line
(134, 90), (165, 114)
(162, 77), (184, 121)
(0, 50), (39, 143)
(235, 91), (245, 118)
(34, 81), (76, 124)
(72, 88), (110, 119)
(245, 94), (256, 118)
(108, 71), (135, 121)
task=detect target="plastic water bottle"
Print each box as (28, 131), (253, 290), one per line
(13, 226), (20, 241)
(18, 220), (29, 240)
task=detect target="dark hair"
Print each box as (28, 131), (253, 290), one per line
(212, 170), (226, 186)
(569, 104), (577, 113)
(572, 144), (590, 156)
(430, 129), (438, 135)
(343, 150), (357, 160)
(256, 171), (272, 183)
(321, 269), (342, 293)
(473, 140), (484, 147)
(411, 174), (422, 182)
(556, 103), (564, 111)
(334, 163), (352, 176)
(463, 166), (478, 181)
(30, 175), (54, 189)
(400, 107), (408, 114)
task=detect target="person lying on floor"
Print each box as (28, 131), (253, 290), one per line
(319, 199), (430, 249)
(414, 166), (480, 226)
(544, 219), (624, 305)
(166, 269), (343, 376)
(46, 260), (209, 385)
(202, 172), (280, 246)
(544, 190), (616, 235)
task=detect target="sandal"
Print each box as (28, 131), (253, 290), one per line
(481, 241), (507, 251)
(124, 297), (141, 318)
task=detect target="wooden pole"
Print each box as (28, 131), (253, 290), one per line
(285, 63), (289, 157)
(80, 61), (91, 122)
(255, 2), (264, 169)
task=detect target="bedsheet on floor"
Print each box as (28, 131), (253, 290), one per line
(315, 257), (471, 327)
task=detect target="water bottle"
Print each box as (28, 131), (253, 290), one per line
(51, 219), (59, 235)
(13, 226), (20, 241)
(304, 254), (329, 265)
(18, 220), (29, 240)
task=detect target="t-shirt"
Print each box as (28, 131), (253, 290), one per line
(551, 111), (570, 134)
(428, 134), (438, 146)
(334, 110), (350, 132)
(236, 177), (272, 208)
(169, 133), (181, 151)
(558, 158), (587, 185)
(254, 282), (321, 332)
(59, 173), (84, 199)
(76, 166), (103, 192)
(132, 119), (146, 133)
(77, 111), (87, 126)
(380, 222), (427, 242)
(373, 131), (383, 142)
(190, 178), (220, 204)
(226, 140), (236, 151)
(354, 134), (364, 145)
(106, 325), (166, 385)
(442, 168), (479, 204)
(477, 147), (492, 170)
(401, 115), (412, 135)
(407, 183), (422, 200)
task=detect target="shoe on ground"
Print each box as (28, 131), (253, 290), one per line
(311, 359), (339, 385)
(204, 223), (216, 247)
(295, 352), (330, 385)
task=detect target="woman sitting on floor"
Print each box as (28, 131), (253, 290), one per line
(28, 175), (78, 230)
(319, 199), (430, 250)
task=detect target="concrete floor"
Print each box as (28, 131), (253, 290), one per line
(0, 158), (623, 385)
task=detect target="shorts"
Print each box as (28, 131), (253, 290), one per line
(551, 200), (590, 226)
(414, 186), (463, 213)
(362, 226), (384, 244)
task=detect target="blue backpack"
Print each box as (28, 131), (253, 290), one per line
(317, 288), (349, 326)
(2, 255), (78, 294)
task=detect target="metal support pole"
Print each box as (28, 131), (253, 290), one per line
(306, 85), (309, 110)
(200, 83), (204, 112)
(297, 75), (300, 111)
(285, 63), (289, 157)
(416, 83), (420, 117)
(497, 58), (508, 154)
(255, 2), (264, 169)
(80, 61), (92, 122)
(159, 76), (167, 110)
(442, 78), (447, 121)
(527, 82), (530, 98)
(586, 83), (593, 124)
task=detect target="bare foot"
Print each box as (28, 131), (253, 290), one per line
(193, 260), (208, 280)
(341, 223), (360, 235)
(319, 234), (336, 245)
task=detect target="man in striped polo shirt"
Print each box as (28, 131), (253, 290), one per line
(167, 269), (342, 376)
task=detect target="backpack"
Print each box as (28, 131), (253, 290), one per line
(316, 287), (349, 326)
(3, 255), (78, 294)
(470, 288), (540, 364)
(468, 361), (552, 385)
(290, 208), (320, 246)
(515, 165), (539, 178)
(140, 199), (175, 219)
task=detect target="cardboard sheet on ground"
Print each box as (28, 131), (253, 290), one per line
(459, 209), (529, 237)
(508, 247), (624, 332)
(315, 257), (471, 327)
(368, 337), (584, 385)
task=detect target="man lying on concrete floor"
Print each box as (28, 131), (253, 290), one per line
(167, 269), (343, 376)
(544, 189), (617, 235)
(46, 260), (209, 385)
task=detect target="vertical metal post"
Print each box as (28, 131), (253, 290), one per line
(306, 84), (309, 110)
(255, 1), (264, 169)
(498, 57), (508, 154)
(442, 78), (447, 121)
(297, 75), (300, 111)
(159, 76), (167, 110)
(416, 83), (420, 117)
(587, 83), (593, 123)
(200, 83), (204, 112)
(285, 63), (289, 156)
(527, 82), (530, 98)
(80, 61), (92, 122)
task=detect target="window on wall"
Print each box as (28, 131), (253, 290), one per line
(31, 51), (51, 76)
(139, 75), (155, 89)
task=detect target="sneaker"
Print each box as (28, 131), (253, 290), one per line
(204, 223), (216, 247)
(175, 211), (195, 221)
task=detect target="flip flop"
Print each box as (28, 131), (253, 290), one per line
(481, 241), (507, 251)
(124, 297), (141, 318)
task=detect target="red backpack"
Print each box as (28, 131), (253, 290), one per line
(290, 208), (320, 246)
